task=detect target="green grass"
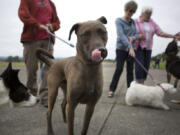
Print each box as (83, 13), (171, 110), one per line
(103, 61), (115, 64)
(0, 61), (25, 67)
(0, 61), (166, 69)
(150, 61), (166, 69)
(103, 60), (166, 69)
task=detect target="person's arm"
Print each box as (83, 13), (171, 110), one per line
(175, 32), (180, 40)
(152, 20), (175, 38)
(50, 1), (60, 32)
(159, 32), (175, 38)
(137, 34), (146, 40)
(18, 0), (40, 28)
(131, 20), (138, 41)
(115, 19), (131, 48)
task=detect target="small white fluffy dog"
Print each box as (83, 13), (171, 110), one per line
(125, 81), (177, 110)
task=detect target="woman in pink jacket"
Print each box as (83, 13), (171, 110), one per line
(135, 6), (176, 84)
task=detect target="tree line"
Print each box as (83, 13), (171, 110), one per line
(0, 56), (23, 62)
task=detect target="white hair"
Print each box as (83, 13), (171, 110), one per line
(141, 6), (153, 14)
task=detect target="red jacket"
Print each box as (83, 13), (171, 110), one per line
(18, 0), (60, 43)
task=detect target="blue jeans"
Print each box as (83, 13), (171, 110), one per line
(109, 49), (134, 92)
(135, 47), (152, 82)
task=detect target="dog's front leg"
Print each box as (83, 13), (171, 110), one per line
(174, 79), (178, 88)
(61, 98), (67, 123)
(81, 103), (96, 135)
(167, 72), (171, 83)
(153, 101), (170, 110)
(47, 86), (58, 135)
(160, 103), (170, 110)
(66, 102), (78, 135)
(61, 87), (67, 123)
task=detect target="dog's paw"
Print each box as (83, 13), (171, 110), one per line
(163, 105), (170, 110)
(126, 102), (133, 106)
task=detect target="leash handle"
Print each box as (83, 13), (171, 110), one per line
(46, 30), (75, 48)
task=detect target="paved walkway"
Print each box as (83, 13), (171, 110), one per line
(0, 63), (180, 135)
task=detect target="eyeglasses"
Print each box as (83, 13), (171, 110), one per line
(128, 9), (136, 14)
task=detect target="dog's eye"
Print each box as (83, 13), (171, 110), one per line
(97, 29), (106, 35)
(80, 31), (91, 43)
(81, 31), (91, 38)
(97, 29), (107, 40)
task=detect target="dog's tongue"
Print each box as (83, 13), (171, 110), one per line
(91, 49), (103, 62)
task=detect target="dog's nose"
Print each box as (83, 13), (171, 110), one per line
(99, 48), (107, 58)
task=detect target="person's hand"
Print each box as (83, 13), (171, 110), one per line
(138, 34), (146, 40)
(175, 32), (180, 41)
(46, 24), (54, 32)
(39, 24), (49, 32)
(129, 46), (135, 58)
(128, 37), (134, 43)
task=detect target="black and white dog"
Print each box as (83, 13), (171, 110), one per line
(0, 63), (39, 107)
(165, 39), (180, 88)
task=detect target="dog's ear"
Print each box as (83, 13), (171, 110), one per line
(7, 62), (12, 70)
(0, 62), (12, 78)
(97, 16), (107, 24)
(68, 23), (80, 40)
(172, 38), (177, 44)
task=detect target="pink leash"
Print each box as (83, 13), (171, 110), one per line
(134, 57), (166, 92)
(134, 57), (155, 82)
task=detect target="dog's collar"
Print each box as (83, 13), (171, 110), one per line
(157, 84), (166, 93)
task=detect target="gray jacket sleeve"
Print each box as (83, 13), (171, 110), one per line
(115, 19), (131, 48)
(132, 20), (138, 41)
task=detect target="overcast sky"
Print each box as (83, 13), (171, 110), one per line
(0, 0), (180, 59)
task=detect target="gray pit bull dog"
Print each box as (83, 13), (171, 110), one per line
(36, 16), (108, 135)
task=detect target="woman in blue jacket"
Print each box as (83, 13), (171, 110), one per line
(108, 0), (138, 97)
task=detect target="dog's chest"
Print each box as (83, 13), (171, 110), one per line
(77, 74), (101, 103)
(84, 83), (96, 94)
(69, 65), (103, 103)
(78, 77), (102, 103)
(79, 86), (98, 104)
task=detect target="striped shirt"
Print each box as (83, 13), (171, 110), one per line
(135, 17), (163, 50)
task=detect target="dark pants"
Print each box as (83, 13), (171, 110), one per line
(135, 47), (152, 82)
(109, 49), (134, 92)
